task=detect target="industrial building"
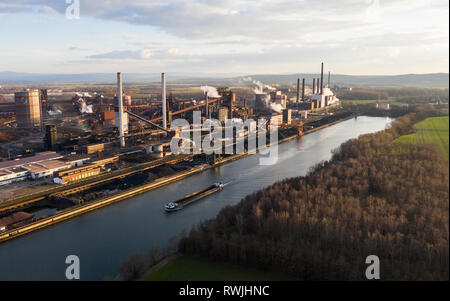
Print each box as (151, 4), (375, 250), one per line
(282, 109), (292, 124)
(24, 159), (71, 180)
(310, 87), (339, 109)
(0, 151), (90, 186)
(14, 89), (42, 128)
(299, 110), (308, 119)
(299, 63), (339, 111)
(270, 91), (287, 109)
(0, 151), (63, 170)
(379, 103), (390, 110)
(83, 143), (105, 155)
(255, 94), (271, 113)
(101, 110), (116, 128)
(218, 88), (236, 119)
(0, 167), (29, 186)
(44, 125), (58, 150)
(53, 164), (101, 184)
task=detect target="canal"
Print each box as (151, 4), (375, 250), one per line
(0, 116), (392, 280)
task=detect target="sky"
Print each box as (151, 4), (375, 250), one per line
(0, 0), (448, 76)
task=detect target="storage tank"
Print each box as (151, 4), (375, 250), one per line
(14, 89), (41, 128)
(255, 93), (271, 113)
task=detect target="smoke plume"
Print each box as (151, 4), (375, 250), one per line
(200, 86), (220, 98)
(243, 77), (276, 94)
(270, 103), (284, 114)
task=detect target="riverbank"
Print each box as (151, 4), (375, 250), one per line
(0, 114), (356, 243)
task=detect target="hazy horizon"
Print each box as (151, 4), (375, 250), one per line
(0, 70), (449, 77)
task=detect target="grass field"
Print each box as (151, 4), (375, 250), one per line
(142, 255), (296, 281)
(395, 116), (449, 160)
(341, 99), (383, 104)
(341, 99), (404, 106)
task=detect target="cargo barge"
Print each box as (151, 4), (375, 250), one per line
(164, 182), (226, 212)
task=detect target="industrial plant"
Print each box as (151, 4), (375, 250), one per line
(0, 62), (346, 239)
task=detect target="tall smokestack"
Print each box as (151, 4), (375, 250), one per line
(301, 78), (305, 102)
(296, 78), (300, 102)
(161, 72), (167, 129)
(328, 71), (331, 87)
(320, 63), (324, 95)
(230, 92), (236, 119)
(205, 92), (209, 118)
(117, 72), (125, 148)
(313, 78), (316, 94)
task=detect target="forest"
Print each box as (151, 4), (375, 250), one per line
(336, 87), (448, 103)
(178, 108), (449, 280)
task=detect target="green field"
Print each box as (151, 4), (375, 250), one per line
(341, 99), (383, 104)
(341, 99), (404, 106)
(395, 116), (449, 160)
(142, 255), (296, 281)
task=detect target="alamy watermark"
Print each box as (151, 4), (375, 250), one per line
(65, 0), (80, 20)
(65, 255), (80, 280)
(169, 111), (278, 165)
(365, 255), (380, 279)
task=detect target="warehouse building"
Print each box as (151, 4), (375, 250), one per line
(0, 151), (91, 185)
(24, 160), (72, 180)
(0, 167), (29, 186)
(53, 164), (101, 185)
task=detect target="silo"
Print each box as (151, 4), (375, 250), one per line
(15, 89), (41, 128)
(255, 93), (271, 113)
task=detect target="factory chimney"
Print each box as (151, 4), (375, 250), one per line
(161, 72), (167, 129)
(296, 78), (300, 103)
(117, 72), (125, 148)
(313, 78), (316, 94)
(328, 71), (331, 87)
(205, 92), (209, 118)
(320, 63), (324, 95)
(301, 78), (305, 102)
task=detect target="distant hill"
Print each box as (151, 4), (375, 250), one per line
(236, 73), (449, 88)
(0, 72), (161, 84)
(0, 71), (447, 88)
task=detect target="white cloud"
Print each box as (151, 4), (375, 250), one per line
(88, 49), (153, 60)
(69, 46), (92, 51)
(122, 34), (140, 41)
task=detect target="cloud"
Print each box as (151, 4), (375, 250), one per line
(88, 49), (153, 60)
(0, 0), (445, 41)
(122, 34), (140, 41)
(69, 46), (92, 51)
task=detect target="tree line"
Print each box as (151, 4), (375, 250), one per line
(178, 108), (449, 280)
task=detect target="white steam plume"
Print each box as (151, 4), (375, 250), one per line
(270, 103), (284, 114)
(243, 77), (276, 94)
(200, 86), (220, 98)
(80, 101), (93, 114)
